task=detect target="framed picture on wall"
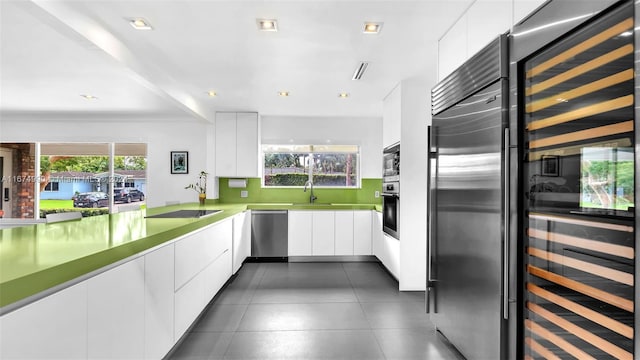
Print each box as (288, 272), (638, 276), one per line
(541, 155), (559, 176)
(171, 151), (189, 174)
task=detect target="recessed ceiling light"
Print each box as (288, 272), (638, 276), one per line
(206, 91), (217, 97)
(257, 19), (278, 32)
(128, 18), (153, 30)
(338, 92), (350, 98)
(80, 94), (98, 100)
(363, 22), (383, 34)
(278, 91), (289, 97)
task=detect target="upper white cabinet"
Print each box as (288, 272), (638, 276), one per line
(437, 0), (547, 81)
(382, 85), (401, 148)
(215, 112), (259, 177)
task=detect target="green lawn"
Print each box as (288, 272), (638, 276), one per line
(40, 200), (74, 209)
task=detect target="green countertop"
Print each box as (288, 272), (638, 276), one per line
(0, 202), (379, 309)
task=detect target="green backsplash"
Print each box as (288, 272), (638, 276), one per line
(218, 178), (382, 205)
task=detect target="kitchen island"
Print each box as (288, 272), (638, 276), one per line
(0, 202), (381, 359)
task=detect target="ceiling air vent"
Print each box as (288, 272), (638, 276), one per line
(352, 62), (369, 80)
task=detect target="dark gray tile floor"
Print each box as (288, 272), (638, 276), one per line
(168, 262), (463, 360)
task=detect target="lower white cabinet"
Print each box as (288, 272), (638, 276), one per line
(0, 217), (236, 360)
(372, 211), (400, 278)
(175, 219), (232, 340)
(88, 256), (145, 359)
(232, 211), (251, 274)
(288, 211), (313, 255)
(288, 210), (373, 257)
(174, 269), (205, 340)
(354, 211), (372, 255)
(334, 211), (354, 255)
(312, 211), (335, 255)
(0, 282), (88, 359)
(144, 244), (175, 359)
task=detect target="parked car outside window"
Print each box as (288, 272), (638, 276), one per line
(73, 192), (109, 208)
(113, 188), (145, 203)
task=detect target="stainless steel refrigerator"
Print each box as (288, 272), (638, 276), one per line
(427, 35), (512, 360)
(428, 1), (637, 359)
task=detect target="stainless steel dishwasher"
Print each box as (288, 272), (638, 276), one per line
(250, 210), (288, 261)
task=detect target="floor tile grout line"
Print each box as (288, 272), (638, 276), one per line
(219, 263), (269, 360)
(343, 263), (389, 359)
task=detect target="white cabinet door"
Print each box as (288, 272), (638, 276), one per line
(203, 248), (232, 303)
(88, 257), (145, 359)
(334, 211), (354, 255)
(236, 112), (259, 177)
(215, 112), (237, 177)
(174, 229), (207, 291)
(0, 282), (88, 359)
(353, 211), (372, 255)
(372, 211), (383, 258)
(144, 244), (175, 359)
(232, 211), (251, 274)
(312, 211), (335, 255)
(174, 269), (205, 340)
(288, 211), (312, 256)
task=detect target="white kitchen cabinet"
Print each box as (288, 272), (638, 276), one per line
(215, 112), (259, 177)
(174, 219), (232, 340)
(88, 257), (145, 359)
(373, 210), (399, 278)
(288, 211), (313, 256)
(372, 211), (383, 257)
(0, 282), (88, 359)
(334, 211), (354, 255)
(204, 249), (232, 302)
(383, 84), (401, 147)
(353, 211), (372, 255)
(232, 210), (251, 274)
(312, 211), (335, 255)
(236, 113), (259, 177)
(144, 244), (175, 359)
(174, 268), (205, 340)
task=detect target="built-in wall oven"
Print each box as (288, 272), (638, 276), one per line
(382, 143), (399, 239)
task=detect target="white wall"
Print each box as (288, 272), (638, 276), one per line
(399, 77), (430, 291)
(261, 115), (383, 179)
(438, 0), (547, 80)
(382, 84), (401, 148)
(0, 114), (213, 208)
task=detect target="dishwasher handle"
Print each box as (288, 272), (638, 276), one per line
(251, 210), (288, 215)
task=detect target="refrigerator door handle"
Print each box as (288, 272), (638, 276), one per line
(503, 128), (510, 320)
(427, 125), (437, 314)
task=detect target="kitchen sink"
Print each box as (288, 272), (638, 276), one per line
(145, 209), (222, 219)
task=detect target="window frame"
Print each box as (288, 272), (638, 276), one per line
(261, 144), (361, 189)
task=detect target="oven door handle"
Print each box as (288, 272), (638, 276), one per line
(381, 193), (399, 198)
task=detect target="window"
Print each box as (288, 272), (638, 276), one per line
(44, 182), (59, 192)
(263, 145), (359, 187)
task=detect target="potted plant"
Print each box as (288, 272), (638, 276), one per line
(185, 171), (208, 205)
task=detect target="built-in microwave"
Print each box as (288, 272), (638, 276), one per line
(382, 143), (399, 182)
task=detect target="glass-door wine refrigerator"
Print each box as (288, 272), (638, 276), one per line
(512, 0), (637, 358)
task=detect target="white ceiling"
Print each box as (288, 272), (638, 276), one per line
(0, 0), (472, 122)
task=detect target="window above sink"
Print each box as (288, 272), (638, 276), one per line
(262, 144), (360, 189)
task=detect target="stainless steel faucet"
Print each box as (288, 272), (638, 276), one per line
(304, 180), (317, 203)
